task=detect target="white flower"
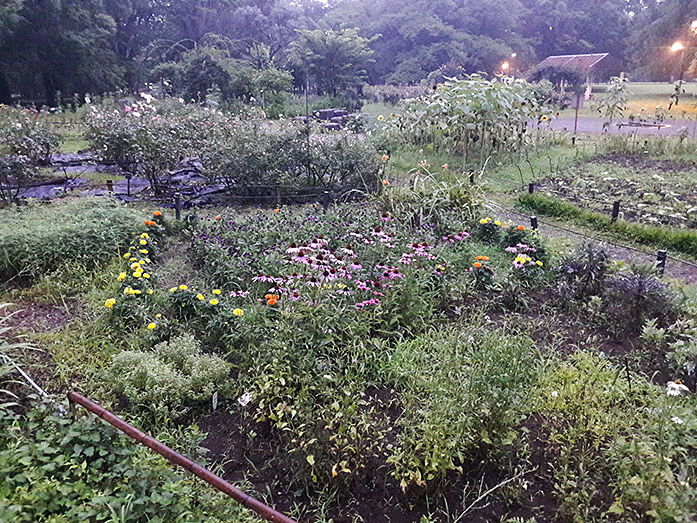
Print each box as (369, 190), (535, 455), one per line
(666, 380), (690, 396)
(551, 391), (559, 398)
(238, 391), (253, 407)
(671, 416), (685, 424)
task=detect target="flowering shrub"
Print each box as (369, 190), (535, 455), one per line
(0, 106), (59, 202)
(86, 98), (221, 193)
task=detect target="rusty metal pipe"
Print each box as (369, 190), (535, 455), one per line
(67, 391), (297, 523)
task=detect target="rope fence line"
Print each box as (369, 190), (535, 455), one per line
(487, 200), (697, 271)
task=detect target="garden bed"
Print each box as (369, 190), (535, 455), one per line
(534, 153), (697, 228)
(2, 193), (697, 522)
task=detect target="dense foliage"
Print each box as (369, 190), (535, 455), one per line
(0, 402), (260, 522)
(386, 75), (547, 164)
(0, 0), (687, 106)
(0, 199), (141, 281)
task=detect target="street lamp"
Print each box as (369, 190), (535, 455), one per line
(671, 41), (684, 53)
(501, 61), (510, 74)
(671, 41), (687, 82)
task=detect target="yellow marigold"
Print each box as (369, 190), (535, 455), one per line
(130, 262), (140, 270)
(212, 289), (221, 295)
(123, 253), (131, 259)
(133, 272), (142, 278)
(536, 260), (544, 266)
(129, 257), (137, 262)
(143, 273), (150, 279)
(210, 299), (219, 306)
(494, 220), (501, 226)
(233, 308), (244, 317)
(147, 322), (156, 330)
(133, 289), (141, 295)
(480, 218), (491, 224)
(141, 233), (149, 239)
(139, 239), (147, 245)
(117, 272), (127, 282)
(179, 284), (188, 291)
(169, 287), (177, 293)
(540, 115), (549, 122)
(147, 289), (154, 294)
(139, 249), (148, 254)
(196, 294), (205, 301)
(104, 298), (116, 308)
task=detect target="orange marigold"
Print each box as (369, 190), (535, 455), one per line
(475, 256), (489, 261)
(144, 220), (156, 226)
(153, 211), (162, 217)
(517, 225), (525, 231)
(473, 262), (482, 268)
(267, 298), (278, 306)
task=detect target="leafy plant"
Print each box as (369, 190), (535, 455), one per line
(0, 199), (142, 282)
(106, 333), (229, 419)
(0, 401), (260, 522)
(556, 242), (609, 301)
(387, 325), (539, 490)
(604, 268), (676, 334)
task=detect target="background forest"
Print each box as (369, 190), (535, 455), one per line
(1, 0), (697, 108)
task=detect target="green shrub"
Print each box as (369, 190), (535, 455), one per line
(106, 333), (229, 418)
(0, 199), (141, 282)
(387, 325), (539, 489)
(603, 268), (677, 334)
(204, 121), (380, 192)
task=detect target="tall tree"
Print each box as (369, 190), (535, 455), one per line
(628, 0), (697, 80)
(289, 27), (374, 95)
(2, 0), (121, 106)
(0, 0), (23, 104)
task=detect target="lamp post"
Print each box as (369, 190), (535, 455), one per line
(501, 61), (510, 74)
(671, 41), (686, 81)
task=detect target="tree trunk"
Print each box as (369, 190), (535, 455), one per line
(0, 69), (12, 105)
(43, 72), (57, 107)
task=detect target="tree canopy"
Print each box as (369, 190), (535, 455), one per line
(0, 0), (694, 105)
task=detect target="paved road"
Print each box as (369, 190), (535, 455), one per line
(542, 116), (697, 136)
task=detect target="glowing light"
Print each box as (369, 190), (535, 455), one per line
(671, 41), (685, 52)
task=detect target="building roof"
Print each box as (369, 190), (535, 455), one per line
(535, 53), (610, 72)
